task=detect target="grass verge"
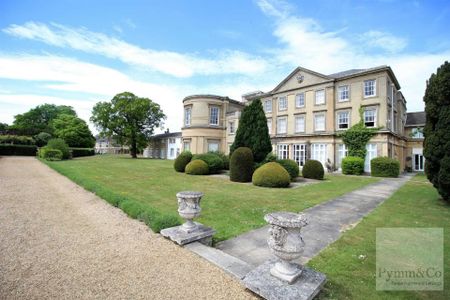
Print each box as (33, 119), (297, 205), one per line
(308, 174), (450, 299)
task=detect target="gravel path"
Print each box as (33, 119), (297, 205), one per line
(0, 156), (255, 300)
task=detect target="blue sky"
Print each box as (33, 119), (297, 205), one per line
(1, 0), (449, 133)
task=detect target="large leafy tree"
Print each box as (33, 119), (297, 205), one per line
(52, 114), (95, 148)
(0, 123), (8, 134)
(424, 61), (450, 202)
(91, 92), (165, 158)
(230, 99), (272, 162)
(11, 104), (76, 135)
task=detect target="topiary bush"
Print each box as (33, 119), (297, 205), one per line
(208, 151), (229, 170)
(230, 147), (254, 182)
(47, 138), (70, 159)
(371, 157), (400, 177)
(342, 156), (365, 175)
(193, 153), (224, 174)
(185, 159), (209, 175)
(38, 146), (63, 161)
(277, 159), (300, 181)
(0, 144), (37, 156)
(174, 151), (192, 172)
(302, 159), (324, 180)
(252, 162), (290, 188)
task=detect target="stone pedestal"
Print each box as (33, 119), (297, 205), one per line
(243, 260), (326, 300)
(160, 222), (215, 246)
(160, 191), (215, 246)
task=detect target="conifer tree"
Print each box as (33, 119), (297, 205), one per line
(230, 99), (272, 162)
(424, 61), (450, 201)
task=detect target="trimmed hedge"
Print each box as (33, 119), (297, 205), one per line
(371, 157), (400, 177)
(174, 151), (192, 172)
(0, 144), (37, 156)
(252, 162), (290, 188)
(70, 148), (95, 157)
(277, 159), (300, 181)
(208, 151), (229, 170)
(185, 159), (209, 175)
(0, 135), (35, 145)
(39, 146), (63, 161)
(342, 156), (365, 175)
(47, 138), (70, 159)
(193, 153), (223, 174)
(230, 147), (254, 182)
(302, 159), (324, 180)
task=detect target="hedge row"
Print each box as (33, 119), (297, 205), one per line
(0, 135), (35, 145)
(0, 144), (37, 156)
(70, 148), (95, 157)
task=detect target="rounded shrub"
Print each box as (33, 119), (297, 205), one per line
(302, 159), (324, 180)
(39, 146), (63, 161)
(252, 162), (290, 188)
(185, 159), (209, 175)
(371, 157), (400, 177)
(47, 138), (70, 159)
(277, 159), (300, 181)
(342, 156), (365, 175)
(193, 153), (224, 174)
(209, 151), (230, 170)
(174, 151), (192, 172)
(230, 147), (254, 182)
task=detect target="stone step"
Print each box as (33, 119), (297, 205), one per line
(185, 242), (253, 280)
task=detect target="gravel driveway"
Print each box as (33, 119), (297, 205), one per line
(0, 156), (255, 299)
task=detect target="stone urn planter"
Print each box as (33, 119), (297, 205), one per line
(177, 191), (204, 233)
(264, 211), (308, 283)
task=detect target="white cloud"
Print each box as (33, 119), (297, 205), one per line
(360, 30), (408, 53)
(0, 54), (188, 132)
(3, 22), (269, 78)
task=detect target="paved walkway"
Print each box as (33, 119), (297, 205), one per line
(0, 157), (255, 299)
(216, 174), (413, 267)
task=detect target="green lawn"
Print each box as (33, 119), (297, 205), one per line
(43, 155), (379, 242)
(308, 174), (450, 299)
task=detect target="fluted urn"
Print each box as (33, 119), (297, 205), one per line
(177, 191), (204, 233)
(264, 211), (308, 284)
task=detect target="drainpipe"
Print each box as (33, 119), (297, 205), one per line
(391, 83), (395, 159)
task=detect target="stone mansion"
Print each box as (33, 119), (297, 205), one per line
(181, 66), (425, 173)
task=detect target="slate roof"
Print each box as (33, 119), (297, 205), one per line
(327, 69), (367, 78)
(405, 112), (426, 127)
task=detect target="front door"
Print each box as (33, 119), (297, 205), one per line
(414, 154), (424, 171)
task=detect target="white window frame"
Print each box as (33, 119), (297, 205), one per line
(208, 141), (220, 152)
(293, 144), (307, 167)
(184, 107), (192, 126)
(183, 141), (191, 151)
(295, 115), (305, 133)
(229, 121), (235, 134)
(338, 85), (349, 102)
(365, 143), (378, 172)
(277, 117), (287, 134)
(337, 144), (348, 169)
(264, 99), (272, 113)
(278, 96), (287, 111)
(277, 144), (289, 160)
(311, 144), (327, 167)
(364, 79), (376, 98)
(314, 113), (326, 131)
(315, 89), (325, 105)
(337, 111), (349, 130)
(267, 118), (272, 135)
(295, 93), (305, 108)
(411, 127), (424, 139)
(209, 106), (220, 126)
(364, 108), (377, 127)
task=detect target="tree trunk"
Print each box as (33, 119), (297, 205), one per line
(130, 136), (137, 158)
